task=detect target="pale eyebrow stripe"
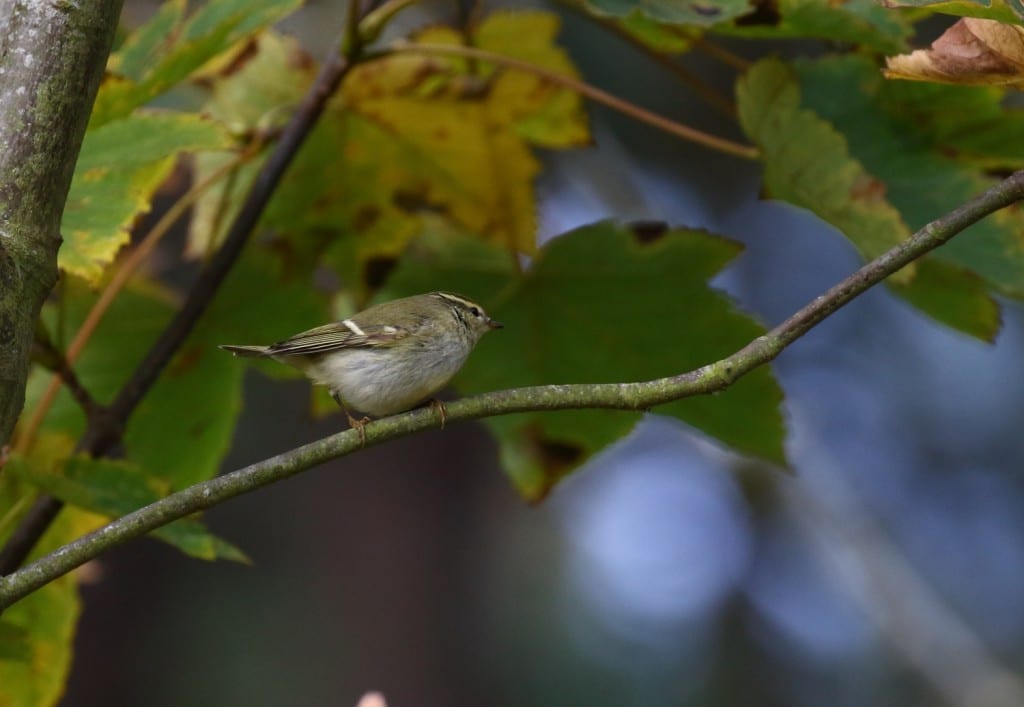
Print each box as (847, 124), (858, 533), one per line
(342, 319), (366, 336)
(436, 292), (474, 309)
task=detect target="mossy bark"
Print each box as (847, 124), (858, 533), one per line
(0, 0), (123, 446)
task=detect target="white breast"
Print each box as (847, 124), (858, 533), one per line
(306, 344), (471, 417)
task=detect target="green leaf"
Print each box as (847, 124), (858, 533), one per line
(28, 252), (327, 491)
(130, 252), (328, 490)
(62, 112), (233, 283)
(123, 345), (244, 491)
(74, 112), (231, 172)
(890, 258), (1000, 341)
(737, 59), (913, 270)
(0, 486), (99, 706)
(865, 78), (1024, 170)
(0, 621), (30, 662)
(61, 156), (175, 285)
(197, 249), (332, 349)
(879, 0), (1024, 23)
(737, 57), (1002, 339)
(110, 0), (187, 82)
(90, 0), (303, 127)
(27, 276), (241, 491)
(796, 55), (1024, 300)
(718, 0), (911, 54)
(5, 451), (247, 563)
(612, 14), (700, 53)
(190, 248), (332, 410)
(382, 221), (786, 499)
(27, 280), (177, 441)
(582, 0), (755, 27)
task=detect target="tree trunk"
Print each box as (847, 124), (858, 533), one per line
(0, 0), (123, 446)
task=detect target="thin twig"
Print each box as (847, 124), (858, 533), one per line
(0, 494), (31, 538)
(3, 170), (1021, 610)
(0, 27), (365, 576)
(691, 37), (751, 71)
(602, 23), (737, 118)
(344, 0), (362, 60)
(379, 41), (760, 160)
(29, 329), (99, 419)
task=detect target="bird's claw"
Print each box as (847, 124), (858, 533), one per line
(428, 399), (447, 429)
(346, 413), (370, 446)
(331, 390), (369, 446)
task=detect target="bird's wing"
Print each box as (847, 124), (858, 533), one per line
(266, 321), (410, 356)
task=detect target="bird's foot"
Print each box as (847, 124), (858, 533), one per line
(345, 412), (371, 447)
(332, 391), (370, 446)
(428, 399), (447, 429)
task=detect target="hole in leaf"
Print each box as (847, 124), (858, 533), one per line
(363, 256), (397, 291)
(629, 221), (669, 244)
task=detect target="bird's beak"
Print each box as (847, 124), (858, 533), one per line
(488, 318), (504, 330)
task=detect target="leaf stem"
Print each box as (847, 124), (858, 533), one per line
(599, 22), (737, 118)
(29, 326), (100, 421)
(3, 170), (1022, 611)
(378, 41), (760, 160)
(344, 0), (363, 59)
(358, 0), (422, 45)
(692, 37), (751, 71)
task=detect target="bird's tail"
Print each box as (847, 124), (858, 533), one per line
(219, 344), (270, 358)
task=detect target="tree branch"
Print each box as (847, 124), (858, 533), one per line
(0, 0), (123, 446)
(0, 26), (364, 575)
(2, 170), (1022, 611)
(31, 326), (100, 420)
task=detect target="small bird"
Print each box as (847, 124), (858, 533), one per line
(220, 292), (502, 441)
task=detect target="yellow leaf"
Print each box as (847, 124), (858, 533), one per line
(338, 11), (589, 254)
(474, 11), (591, 147)
(193, 13), (589, 292)
(60, 156), (177, 283)
(61, 112), (233, 283)
(345, 82), (541, 251)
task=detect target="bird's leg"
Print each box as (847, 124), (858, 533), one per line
(428, 399), (447, 429)
(346, 411), (371, 447)
(331, 391), (369, 446)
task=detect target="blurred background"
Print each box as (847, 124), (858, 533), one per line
(63, 2), (1024, 706)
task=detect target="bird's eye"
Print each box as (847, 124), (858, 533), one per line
(470, 306), (482, 317)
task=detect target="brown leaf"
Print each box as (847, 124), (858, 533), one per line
(884, 18), (1024, 86)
